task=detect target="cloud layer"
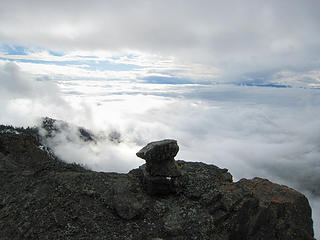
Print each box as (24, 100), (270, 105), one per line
(57, 79), (320, 237)
(0, 62), (90, 126)
(0, 63), (319, 237)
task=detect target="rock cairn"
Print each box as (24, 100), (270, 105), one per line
(136, 139), (181, 195)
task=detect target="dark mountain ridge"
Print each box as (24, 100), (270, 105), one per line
(0, 124), (315, 240)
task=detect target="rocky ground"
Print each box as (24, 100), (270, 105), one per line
(0, 125), (315, 240)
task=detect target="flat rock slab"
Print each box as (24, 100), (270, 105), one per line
(136, 139), (179, 162)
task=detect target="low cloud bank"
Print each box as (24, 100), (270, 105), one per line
(0, 62), (69, 126)
(0, 64), (319, 237)
(0, 62), (93, 127)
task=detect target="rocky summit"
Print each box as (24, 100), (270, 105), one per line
(0, 125), (315, 240)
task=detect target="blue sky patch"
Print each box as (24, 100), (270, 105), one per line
(0, 57), (81, 66)
(142, 76), (192, 84)
(0, 44), (143, 72)
(83, 60), (143, 71)
(238, 82), (292, 88)
(49, 50), (64, 57)
(1, 44), (28, 55)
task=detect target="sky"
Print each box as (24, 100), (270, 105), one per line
(1, 0), (320, 87)
(0, 0), (319, 237)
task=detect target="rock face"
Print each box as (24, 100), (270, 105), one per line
(41, 117), (97, 143)
(0, 127), (315, 240)
(40, 117), (122, 144)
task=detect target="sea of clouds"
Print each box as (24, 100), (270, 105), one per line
(1, 63), (319, 237)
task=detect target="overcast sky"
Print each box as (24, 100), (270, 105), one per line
(1, 0), (320, 86)
(0, 1), (320, 237)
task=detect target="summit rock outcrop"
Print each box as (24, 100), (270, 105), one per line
(0, 125), (315, 240)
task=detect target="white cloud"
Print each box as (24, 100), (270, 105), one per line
(40, 120), (144, 172)
(0, 62), (57, 98)
(0, 49), (220, 83)
(0, 62), (89, 126)
(52, 80), (320, 237)
(53, 81), (320, 191)
(0, 65), (319, 236)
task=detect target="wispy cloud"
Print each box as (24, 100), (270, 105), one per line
(0, 45), (220, 83)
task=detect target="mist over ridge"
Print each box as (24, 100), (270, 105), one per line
(1, 63), (319, 237)
(1, 1), (320, 237)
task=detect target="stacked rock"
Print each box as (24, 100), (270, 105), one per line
(136, 139), (181, 195)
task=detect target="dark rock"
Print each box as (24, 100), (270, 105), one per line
(112, 180), (145, 220)
(136, 139), (181, 177)
(108, 130), (122, 143)
(136, 139), (182, 195)
(41, 117), (96, 143)
(0, 126), (315, 240)
(139, 164), (177, 195)
(136, 139), (179, 162)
